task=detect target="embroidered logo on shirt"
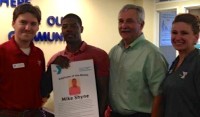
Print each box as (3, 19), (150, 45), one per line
(179, 71), (188, 79)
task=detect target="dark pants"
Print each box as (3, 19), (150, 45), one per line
(111, 111), (151, 117)
(0, 109), (54, 117)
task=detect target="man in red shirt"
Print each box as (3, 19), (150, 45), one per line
(0, 3), (46, 117)
(41, 13), (109, 117)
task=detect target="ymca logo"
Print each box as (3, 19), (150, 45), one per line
(179, 71), (188, 79)
(53, 65), (62, 74)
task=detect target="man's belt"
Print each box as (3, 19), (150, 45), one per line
(111, 111), (151, 117)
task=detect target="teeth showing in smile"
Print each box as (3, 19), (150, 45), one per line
(121, 28), (131, 33)
(121, 30), (130, 33)
(174, 41), (184, 45)
(176, 43), (182, 45)
(67, 34), (73, 38)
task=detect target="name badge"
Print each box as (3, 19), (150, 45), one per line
(13, 63), (25, 69)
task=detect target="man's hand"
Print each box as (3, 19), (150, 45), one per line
(42, 97), (49, 106)
(52, 55), (70, 68)
(105, 106), (111, 117)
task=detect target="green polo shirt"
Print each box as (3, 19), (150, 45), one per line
(109, 34), (168, 115)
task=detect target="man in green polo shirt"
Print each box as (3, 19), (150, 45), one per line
(108, 4), (168, 117)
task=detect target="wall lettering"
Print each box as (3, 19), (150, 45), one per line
(0, 0), (30, 7)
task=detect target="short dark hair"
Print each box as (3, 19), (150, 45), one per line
(72, 78), (77, 81)
(173, 13), (200, 35)
(62, 13), (82, 26)
(13, 3), (41, 24)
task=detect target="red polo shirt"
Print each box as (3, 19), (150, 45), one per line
(48, 41), (109, 78)
(0, 37), (45, 110)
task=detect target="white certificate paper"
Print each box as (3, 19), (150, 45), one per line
(51, 59), (99, 117)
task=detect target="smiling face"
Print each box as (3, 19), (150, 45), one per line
(118, 9), (144, 45)
(12, 12), (39, 47)
(61, 18), (83, 44)
(171, 22), (199, 53)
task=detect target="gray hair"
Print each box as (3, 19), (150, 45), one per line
(119, 4), (145, 24)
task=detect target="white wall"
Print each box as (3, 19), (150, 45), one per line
(0, 0), (134, 63)
(0, 0), (135, 111)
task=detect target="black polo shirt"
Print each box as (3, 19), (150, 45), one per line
(162, 48), (200, 117)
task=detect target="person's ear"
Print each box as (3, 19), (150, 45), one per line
(140, 21), (145, 30)
(12, 21), (15, 28)
(81, 26), (84, 33)
(194, 33), (199, 44)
